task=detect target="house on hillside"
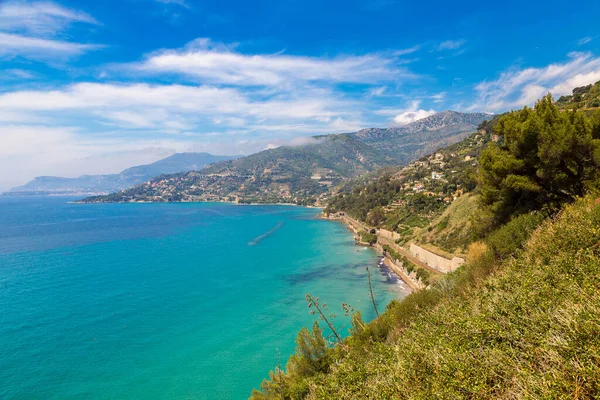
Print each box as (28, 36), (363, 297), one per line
(431, 171), (444, 180)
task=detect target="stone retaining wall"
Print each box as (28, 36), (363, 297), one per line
(409, 243), (465, 273)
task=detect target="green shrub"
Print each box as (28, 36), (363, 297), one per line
(486, 212), (545, 259)
(359, 231), (377, 245)
(415, 268), (431, 285)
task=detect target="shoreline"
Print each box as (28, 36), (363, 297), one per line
(325, 212), (420, 293)
(70, 198), (323, 209)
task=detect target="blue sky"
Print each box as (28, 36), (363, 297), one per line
(1, 0), (600, 189)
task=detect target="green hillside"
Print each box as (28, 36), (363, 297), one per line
(201, 134), (393, 181)
(557, 80), (600, 110)
(254, 195), (600, 399)
(251, 94), (600, 399)
(324, 129), (493, 253)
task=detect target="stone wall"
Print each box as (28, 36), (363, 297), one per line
(378, 228), (400, 241)
(409, 243), (465, 273)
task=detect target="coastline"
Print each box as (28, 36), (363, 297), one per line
(72, 197), (323, 208)
(324, 212), (420, 293)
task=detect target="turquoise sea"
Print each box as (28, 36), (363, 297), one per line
(0, 196), (408, 399)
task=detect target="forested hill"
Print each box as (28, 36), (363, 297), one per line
(81, 111), (489, 204)
(199, 134), (391, 179)
(557, 79), (600, 110)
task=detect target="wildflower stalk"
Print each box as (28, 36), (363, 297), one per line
(305, 293), (342, 344)
(366, 267), (379, 318)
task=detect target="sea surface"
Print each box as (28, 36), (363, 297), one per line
(0, 196), (408, 399)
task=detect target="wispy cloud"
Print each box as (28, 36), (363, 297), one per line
(0, 1), (101, 61)
(0, 1), (98, 35)
(155, 0), (190, 8)
(2, 68), (36, 79)
(0, 32), (101, 59)
(393, 45), (421, 56)
(471, 52), (600, 112)
(430, 92), (446, 103)
(0, 81), (367, 135)
(129, 38), (419, 87)
(578, 36), (593, 46)
(367, 86), (387, 97)
(436, 39), (466, 51)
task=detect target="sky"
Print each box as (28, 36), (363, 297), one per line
(1, 0), (600, 190)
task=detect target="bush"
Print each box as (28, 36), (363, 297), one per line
(360, 231), (377, 245)
(486, 212), (545, 259)
(415, 268), (431, 285)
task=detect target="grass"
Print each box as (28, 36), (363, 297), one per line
(414, 193), (479, 255)
(252, 195), (600, 399)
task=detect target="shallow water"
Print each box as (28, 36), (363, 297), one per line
(0, 196), (408, 399)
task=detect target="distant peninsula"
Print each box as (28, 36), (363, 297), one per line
(8, 153), (239, 196)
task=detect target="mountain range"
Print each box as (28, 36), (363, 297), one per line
(10, 153), (238, 195)
(81, 111), (491, 204)
(347, 111), (490, 164)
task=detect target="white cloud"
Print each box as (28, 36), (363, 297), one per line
(430, 92), (446, 103)
(130, 38), (418, 87)
(382, 100), (436, 125)
(0, 81), (368, 143)
(393, 109), (436, 125)
(0, 110), (46, 123)
(393, 45), (421, 56)
(367, 86), (387, 97)
(0, 2), (100, 61)
(578, 37), (593, 46)
(0, 1), (97, 35)
(266, 136), (324, 150)
(2, 68), (36, 79)
(0, 82), (361, 122)
(436, 39), (466, 51)
(472, 52), (600, 111)
(0, 32), (100, 58)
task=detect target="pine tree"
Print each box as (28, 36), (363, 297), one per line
(479, 95), (600, 221)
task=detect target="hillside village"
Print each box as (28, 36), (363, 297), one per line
(325, 128), (494, 251)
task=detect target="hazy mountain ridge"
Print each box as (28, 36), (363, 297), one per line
(81, 135), (397, 204)
(10, 153), (238, 195)
(347, 111), (490, 164)
(350, 111), (490, 142)
(81, 111), (492, 204)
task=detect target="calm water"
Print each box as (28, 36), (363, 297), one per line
(0, 197), (408, 399)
